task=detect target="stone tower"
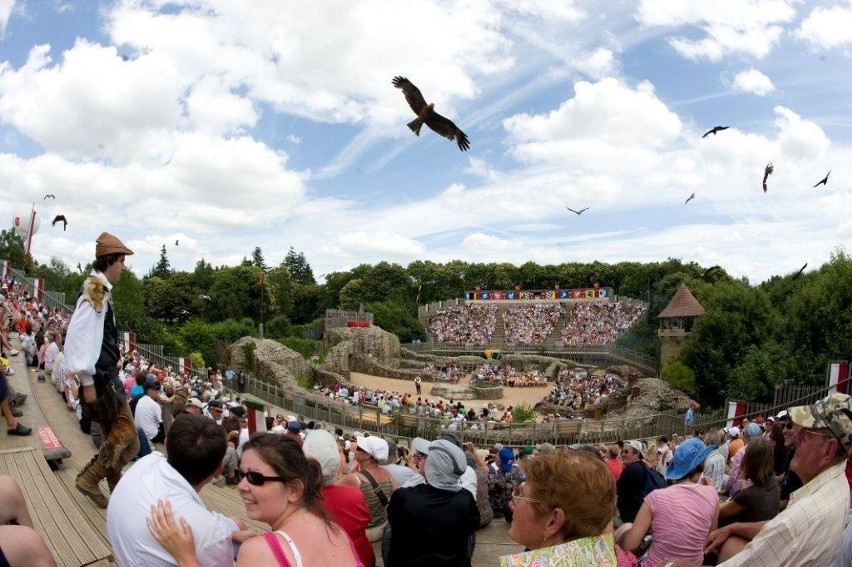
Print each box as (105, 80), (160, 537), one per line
(657, 283), (705, 366)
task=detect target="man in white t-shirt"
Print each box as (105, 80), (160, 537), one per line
(135, 380), (164, 445)
(107, 414), (248, 566)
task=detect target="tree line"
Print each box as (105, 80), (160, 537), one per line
(4, 228), (850, 409)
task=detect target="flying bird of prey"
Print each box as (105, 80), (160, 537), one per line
(76, 262), (82, 273)
(175, 239), (179, 246)
(762, 162), (774, 193)
(199, 294), (211, 301)
(392, 76), (470, 151)
(43, 194), (55, 200)
(813, 171), (830, 188)
(701, 126), (729, 138)
(51, 215), (67, 231)
(792, 263), (808, 280)
(685, 193), (695, 204)
(566, 206), (589, 215)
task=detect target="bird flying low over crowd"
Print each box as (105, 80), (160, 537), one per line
(392, 76), (470, 152)
(51, 215), (67, 231)
(701, 125), (729, 138)
(566, 206), (589, 215)
(685, 193), (695, 204)
(763, 163), (774, 193)
(813, 171), (830, 188)
(43, 194), (55, 200)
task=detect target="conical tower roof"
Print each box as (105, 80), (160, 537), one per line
(657, 283), (705, 318)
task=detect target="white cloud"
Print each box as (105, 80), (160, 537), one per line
(732, 69), (775, 96)
(0, 0), (13, 34)
(334, 231), (424, 257)
(636, 0), (796, 61)
(796, 4), (852, 50)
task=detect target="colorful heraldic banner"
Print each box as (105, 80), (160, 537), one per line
(500, 534), (617, 567)
(585, 289), (595, 298)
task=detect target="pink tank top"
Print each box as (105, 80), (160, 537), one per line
(262, 528), (365, 567)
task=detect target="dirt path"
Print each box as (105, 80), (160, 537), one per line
(348, 371), (551, 413)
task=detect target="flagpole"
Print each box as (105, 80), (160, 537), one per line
(25, 203), (36, 256)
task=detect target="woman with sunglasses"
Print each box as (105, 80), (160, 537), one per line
(149, 433), (362, 567)
(508, 450), (637, 565)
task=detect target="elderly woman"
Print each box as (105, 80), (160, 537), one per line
(507, 450), (637, 565)
(149, 433), (361, 566)
(303, 429), (374, 567)
(617, 438), (719, 566)
(386, 439), (480, 566)
(340, 435), (398, 542)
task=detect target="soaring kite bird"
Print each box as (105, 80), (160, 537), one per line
(392, 76), (470, 151)
(701, 125), (729, 138)
(566, 206), (589, 215)
(813, 171), (830, 188)
(685, 193), (695, 204)
(762, 162), (774, 193)
(43, 194), (55, 200)
(51, 214), (67, 231)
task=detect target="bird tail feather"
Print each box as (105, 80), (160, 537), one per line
(407, 119), (423, 136)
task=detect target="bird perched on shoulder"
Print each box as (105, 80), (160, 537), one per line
(763, 162), (774, 193)
(52, 214), (67, 231)
(685, 193), (695, 204)
(392, 76), (470, 151)
(701, 126), (729, 138)
(813, 171), (830, 188)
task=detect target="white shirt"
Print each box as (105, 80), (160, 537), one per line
(64, 271), (112, 387)
(134, 394), (162, 442)
(107, 452), (235, 567)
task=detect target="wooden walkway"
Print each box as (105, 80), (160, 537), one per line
(0, 447), (113, 566)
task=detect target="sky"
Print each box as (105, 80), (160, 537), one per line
(0, 0), (850, 285)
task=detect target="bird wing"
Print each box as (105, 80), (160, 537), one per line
(51, 215), (64, 225)
(392, 76), (428, 115)
(424, 109), (470, 151)
(566, 207), (578, 214)
(701, 129), (712, 138)
(578, 207), (589, 214)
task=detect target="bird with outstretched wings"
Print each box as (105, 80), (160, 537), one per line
(813, 171), (830, 188)
(566, 206), (589, 215)
(52, 215), (67, 231)
(701, 126), (729, 138)
(392, 76), (470, 151)
(763, 162), (774, 193)
(43, 194), (55, 200)
(685, 193), (695, 204)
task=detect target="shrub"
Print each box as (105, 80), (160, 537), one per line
(281, 336), (317, 359)
(242, 342), (257, 371)
(512, 402), (537, 423)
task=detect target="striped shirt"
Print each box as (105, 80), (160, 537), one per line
(641, 483), (718, 567)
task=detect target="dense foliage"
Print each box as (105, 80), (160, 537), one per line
(13, 234), (852, 409)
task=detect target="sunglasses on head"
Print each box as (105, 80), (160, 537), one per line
(240, 470), (286, 486)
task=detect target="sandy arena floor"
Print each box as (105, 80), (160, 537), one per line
(348, 371), (551, 414)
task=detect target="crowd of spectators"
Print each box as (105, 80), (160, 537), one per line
(560, 301), (646, 346)
(503, 303), (565, 346)
(545, 368), (620, 409)
(428, 304), (496, 344)
(421, 362), (466, 383)
(470, 362), (547, 387)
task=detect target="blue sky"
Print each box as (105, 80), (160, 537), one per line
(0, 0), (850, 284)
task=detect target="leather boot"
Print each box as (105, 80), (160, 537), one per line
(106, 470), (122, 494)
(100, 413), (139, 471)
(75, 455), (109, 508)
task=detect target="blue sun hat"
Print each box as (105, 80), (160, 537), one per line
(666, 438), (715, 481)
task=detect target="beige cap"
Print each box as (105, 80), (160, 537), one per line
(96, 232), (134, 258)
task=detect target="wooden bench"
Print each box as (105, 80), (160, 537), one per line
(0, 447), (113, 567)
(37, 426), (72, 468)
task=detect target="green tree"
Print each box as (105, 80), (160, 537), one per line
(661, 360), (697, 397)
(208, 265), (275, 322)
(0, 228), (35, 273)
(148, 245), (173, 279)
(284, 247), (315, 285)
(267, 264), (294, 318)
(191, 259), (216, 292)
(251, 247), (268, 271)
(365, 300), (423, 342)
(338, 278), (367, 311)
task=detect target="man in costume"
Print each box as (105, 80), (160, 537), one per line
(65, 232), (139, 508)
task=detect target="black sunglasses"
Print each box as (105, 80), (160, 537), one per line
(241, 470), (286, 486)
(784, 421), (794, 430)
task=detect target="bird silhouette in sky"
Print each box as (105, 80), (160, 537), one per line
(762, 162), (774, 193)
(685, 193), (695, 204)
(392, 76), (470, 151)
(566, 206), (589, 215)
(792, 263), (808, 279)
(43, 194), (55, 200)
(76, 262), (82, 273)
(701, 126), (729, 138)
(813, 171), (830, 187)
(175, 239), (179, 246)
(51, 215), (67, 231)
